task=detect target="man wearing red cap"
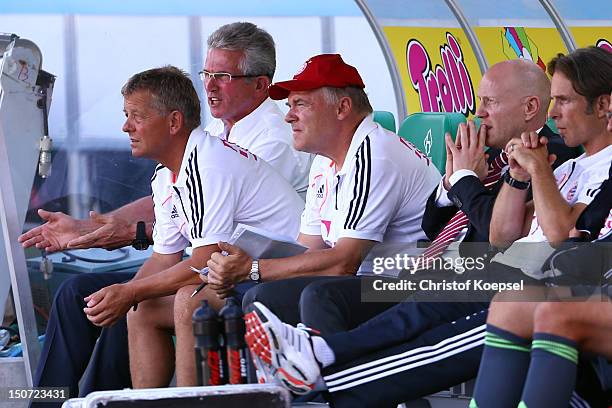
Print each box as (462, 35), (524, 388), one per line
(206, 53), (441, 328)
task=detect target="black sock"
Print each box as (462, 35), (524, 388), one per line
(470, 324), (531, 408)
(519, 332), (578, 408)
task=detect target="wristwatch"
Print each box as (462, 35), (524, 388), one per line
(503, 171), (531, 190)
(131, 221), (150, 250)
(248, 260), (261, 283)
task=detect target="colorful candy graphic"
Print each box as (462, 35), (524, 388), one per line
(501, 27), (546, 70)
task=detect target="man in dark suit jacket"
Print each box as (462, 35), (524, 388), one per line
(422, 59), (581, 260)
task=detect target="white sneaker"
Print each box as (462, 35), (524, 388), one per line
(244, 302), (320, 394)
(250, 349), (277, 384)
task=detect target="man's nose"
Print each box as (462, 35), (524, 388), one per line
(285, 110), (297, 123)
(205, 77), (218, 93)
(475, 105), (487, 118)
(548, 102), (560, 120)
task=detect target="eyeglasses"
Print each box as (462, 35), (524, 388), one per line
(198, 70), (260, 83)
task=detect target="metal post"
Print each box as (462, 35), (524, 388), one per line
(0, 36), (43, 384)
(0, 126), (40, 386)
(353, 0), (408, 121)
(189, 16), (205, 128)
(321, 16), (336, 54)
(0, 34), (54, 392)
(538, 0), (577, 52)
(64, 15), (84, 219)
(443, 0), (489, 75)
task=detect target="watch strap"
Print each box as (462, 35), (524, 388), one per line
(503, 171), (531, 190)
(131, 221), (150, 250)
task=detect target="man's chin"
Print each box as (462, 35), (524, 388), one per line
(485, 134), (501, 149)
(208, 106), (224, 119)
(562, 135), (580, 148)
(130, 149), (144, 158)
(293, 137), (309, 153)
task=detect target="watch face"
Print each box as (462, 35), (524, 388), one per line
(250, 271), (260, 282)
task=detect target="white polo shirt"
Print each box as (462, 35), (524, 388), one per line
(151, 127), (304, 254)
(493, 144), (612, 276)
(300, 115), (442, 276)
(205, 98), (311, 197)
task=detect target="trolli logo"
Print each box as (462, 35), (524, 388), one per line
(423, 129), (433, 156)
(597, 39), (612, 53)
(406, 33), (475, 117)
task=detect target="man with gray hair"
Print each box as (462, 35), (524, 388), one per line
(202, 22), (310, 197)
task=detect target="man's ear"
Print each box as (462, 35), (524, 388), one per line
(337, 96), (353, 120)
(168, 110), (184, 135)
(593, 93), (610, 119)
(255, 76), (271, 92)
(523, 96), (540, 122)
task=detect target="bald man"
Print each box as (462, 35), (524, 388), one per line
(422, 58), (581, 260)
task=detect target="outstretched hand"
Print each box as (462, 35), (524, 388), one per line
(18, 209), (91, 252)
(67, 211), (133, 250)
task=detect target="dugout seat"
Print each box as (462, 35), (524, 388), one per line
(373, 110), (397, 133)
(398, 112), (466, 173)
(545, 117), (558, 134)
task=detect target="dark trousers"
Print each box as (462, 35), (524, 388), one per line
(323, 309), (487, 408)
(324, 300), (488, 365)
(282, 276), (489, 407)
(242, 276), (397, 334)
(32, 272), (134, 407)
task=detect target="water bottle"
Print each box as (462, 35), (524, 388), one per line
(219, 296), (250, 384)
(192, 300), (227, 385)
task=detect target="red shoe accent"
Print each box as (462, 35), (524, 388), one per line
(245, 311), (272, 364)
(277, 367), (315, 391)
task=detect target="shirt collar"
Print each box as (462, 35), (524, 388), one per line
(337, 114), (377, 176)
(203, 98), (277, 142)
(575, 144), (612, 167)
(204, 118), (226, 139)
(227, 98), (278, 143)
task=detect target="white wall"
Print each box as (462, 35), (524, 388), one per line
(2, 14), (396, 143)
(1, 14), (397, 217)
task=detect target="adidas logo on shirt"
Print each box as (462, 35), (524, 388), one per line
(171, 205), (179, 219)
(316, 184), (325, 199)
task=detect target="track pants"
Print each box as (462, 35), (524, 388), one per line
(323, 308), (487, 408)
(32, 272), (134, 407)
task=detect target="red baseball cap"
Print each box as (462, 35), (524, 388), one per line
(269, 54), (365, 100)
